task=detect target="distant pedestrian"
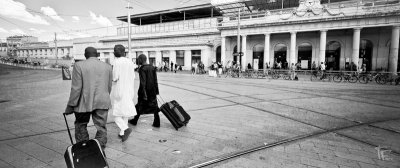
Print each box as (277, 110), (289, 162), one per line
(109, 45), (136, 142)
(170, 61), (174, 72)
(217, 62), (222, 77)
(65, 47), (112, 150)
(320, 62), (326, 79)
(247, 63), (252, 70)
(174, 64), (178, 73)
(129, 54), (161, 127)
(290, 63), (296, 80)
(191, 63), (196, 75)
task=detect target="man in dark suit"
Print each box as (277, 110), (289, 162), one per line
(129, 54), (160, 127)
(65, 47), (112, 149)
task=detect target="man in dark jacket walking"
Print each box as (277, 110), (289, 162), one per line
(129, 54), (161, 127)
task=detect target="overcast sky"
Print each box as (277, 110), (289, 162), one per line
(0, 0), (209, 41)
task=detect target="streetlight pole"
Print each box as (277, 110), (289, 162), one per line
(55, 32), (58, 64)
(127, 2), (133, 59)
(237, 7), (241, 65)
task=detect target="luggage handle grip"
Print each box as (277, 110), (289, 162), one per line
(63, 113), (74, 145)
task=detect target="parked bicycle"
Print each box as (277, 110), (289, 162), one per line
(273, 70), (290, 80)
(332, 72), (358, 83)
(310, 71), (332, 82)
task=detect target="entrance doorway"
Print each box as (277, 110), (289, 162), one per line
(274, 43), (287, 69)
(359, 39), (373, 71)
(216, 46), (221, 63)
(298, 43), (312, 69)
(326, 41), (341, 70)
(252, 44), (264, 69)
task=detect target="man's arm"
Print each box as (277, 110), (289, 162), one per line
(109, 66), (113, 93)
(154, 67), (159, 95)
(65, 64), (82, 113)
(139, 68), (148, 100)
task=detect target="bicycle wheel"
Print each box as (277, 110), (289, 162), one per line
(272, 74), (279, 79)
(333, 75), (342, 83)
(348, 76), (358, 83)
(310, 75), (318, 81)
(283, 75), (290, 80)
(376, 75), (386, 84)
(358, 75), (368, 84)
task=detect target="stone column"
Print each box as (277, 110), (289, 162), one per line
(146, 51), (150, 63)
(170, 50), (177, 66)
(264, 33), (270, 71)
(155, 51), (162, 67)
(290, 32), (297, 66)
(221, 36), (226, 66)
(241, 35), (247, 70)
(319, 30), (327, 65)
(389, 26), (400, 73)
(184, 50), (191, 70)
(352, 28), (362, 69)
(201, 48), (211, 70)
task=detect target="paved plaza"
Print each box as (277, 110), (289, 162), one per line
(0, 64), (400, 168)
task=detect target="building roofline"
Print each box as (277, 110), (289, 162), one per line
(117, 3), (213, 20)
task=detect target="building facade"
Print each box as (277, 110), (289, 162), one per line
(214, 0), (400, 72)
(15, 40), (73, 59)
(67, 0), (400, 73)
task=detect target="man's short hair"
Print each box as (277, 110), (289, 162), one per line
(137, 54), (147, 65)
(84, 47), (97, 58)
(114, 45), (125, 58)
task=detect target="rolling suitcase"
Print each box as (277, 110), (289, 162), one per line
(63, 113), (108, 168)
(158, 96), (191, 130)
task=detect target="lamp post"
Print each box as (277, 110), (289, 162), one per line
(127, 2), (133, 59)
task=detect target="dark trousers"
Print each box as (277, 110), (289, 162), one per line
(131, 112), (160, 126)
(74, 109), (108, 148)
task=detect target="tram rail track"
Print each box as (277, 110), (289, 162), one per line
(162, 78), (400, 133)
(158, 79), (400, 167)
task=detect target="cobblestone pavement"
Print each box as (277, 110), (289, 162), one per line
(0, 64), (400, 168)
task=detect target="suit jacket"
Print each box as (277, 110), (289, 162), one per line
(67, 57), (112, 112)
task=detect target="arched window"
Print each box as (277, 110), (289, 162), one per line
(253, 44), (264, 69)
(298, 43), (312, 69)
(274, 43), (287, 69)
(359, 40), (373, 71)
(326, 41), (341, 70)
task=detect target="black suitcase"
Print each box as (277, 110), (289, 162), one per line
(159, 97), (191, 130)
(63, 113), (108, 168)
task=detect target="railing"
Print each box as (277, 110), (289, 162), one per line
(218, 0), (400, 27)
(117, 18), (218, 36)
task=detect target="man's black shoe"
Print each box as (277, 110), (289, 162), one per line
(129, 115), (139, 125)
(121, 128), (132, 142)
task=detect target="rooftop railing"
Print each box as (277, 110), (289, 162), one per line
(117, 17), (219, 36)
(218, 0), (400, 27)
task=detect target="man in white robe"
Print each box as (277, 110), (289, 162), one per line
(110, 45), (137, 142)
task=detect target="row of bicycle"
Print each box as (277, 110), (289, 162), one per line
(224, 69), (297, 79)
(310, 71), (400, 84)
(223, 69), (400, 85)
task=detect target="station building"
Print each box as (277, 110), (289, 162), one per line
(82, 0), (400, 72)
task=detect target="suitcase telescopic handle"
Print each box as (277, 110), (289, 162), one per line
(157, 95), (166, 104)
(63, 113), (74, 145)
